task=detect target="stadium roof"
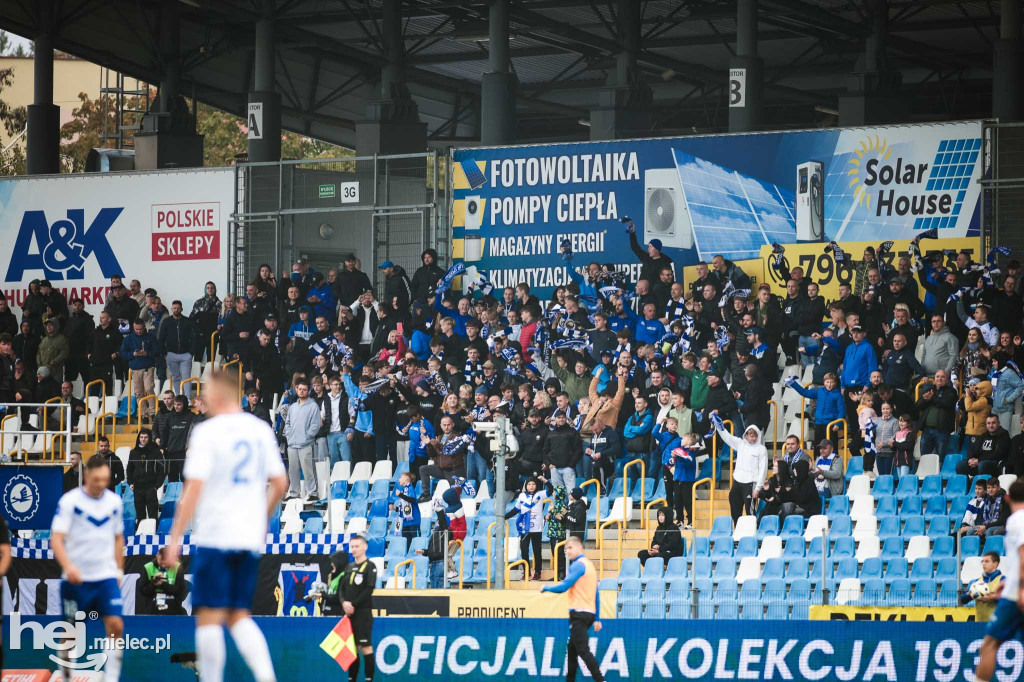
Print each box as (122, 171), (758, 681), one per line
(0, 0), (1001, 149)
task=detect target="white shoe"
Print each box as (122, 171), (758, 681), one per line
(446, 571), (459, 580)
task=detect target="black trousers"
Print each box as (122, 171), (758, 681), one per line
(90, 363), (114, 393)
(352, 431), (376, 465)
(567, 611), (604, 682)
(520, 532), (542, 574)
(418, 465), (465, 495)
(550, 538), (566, 580)
(65, 354), (90, 383)
(812, 423), (840, 453)
(729, 482), (754, 521)
(674, 480), (694, 526)
(662, 469), (675, 511)
(165, 451), (185, 483)
(134, 486), (159, 520)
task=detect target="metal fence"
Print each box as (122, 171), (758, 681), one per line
(981, 122), (1024, 256)
(229, 151), (448, 300)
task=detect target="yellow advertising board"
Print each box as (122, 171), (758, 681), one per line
(810, 605), (978, 621)
(370, 589), (617, 620)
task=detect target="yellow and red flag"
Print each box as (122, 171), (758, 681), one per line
(319, 616), (358, 670)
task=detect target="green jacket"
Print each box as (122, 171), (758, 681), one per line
(674, 359), (724, 411)
(36, 333), (69, 378)
(546, 486), (569, 541)
(551, 363), (591, 404)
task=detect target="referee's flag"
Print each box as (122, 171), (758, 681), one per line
(320, 616), (358, 670)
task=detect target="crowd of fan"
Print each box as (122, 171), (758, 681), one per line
(2, 225), (1024, 572)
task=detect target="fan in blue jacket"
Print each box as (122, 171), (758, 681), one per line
(663, 434), (701, 528)
(800, 332), (843, 386)
(787, 374), (845, 446)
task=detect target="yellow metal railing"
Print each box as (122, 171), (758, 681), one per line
(0, 414), (18, 455)
(392, 558), (416, 589)
(579, 478), (600, 541)
(506, 559), (531, 587)
(209, 330), (219, 367)
(180, 377), (200, 396)
(693, 477), (713, 531)
(711, 419), (734, 487)
(597, 519), (623, 579)
(137, 394), (158, 431)
(49, 434), (64, 461)
(83, 379), (106, 438)
(550, 539), (567, 582)
(768, 400), (779, 459)
(827, 418), (850, 468)
(914, 377), (935, 402)
(95, 412), (116, 446)
(222, 358), (244, 400)
(452, 538), (465, 589)
(485, 520), (510, 589)
(645, 498), (668, 547)
(127, 369), (132, 418)
(42, 397), (65, 449)
(623, 458), (646, 529)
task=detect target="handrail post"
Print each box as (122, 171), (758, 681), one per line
(210, 330), (219, 367)
(137, 394), (158, 431)
(692, 477), (712, 532)
(551, 539), (566, 581)
(623, 458), (646, 529)
(826, 418), (850, 469)
(505, 559), (531, 587)
(767, 400), (779, 459)
(453, 539), (465, 589)
(579, 478), (600, 545)
(127, 368), (133, 418)
(645, 499), (667, 546)
(597, 519), (623, 579)
(83, 379), (106, 438)
(179, 377), (200, 396)
(393, 558), (416, 589)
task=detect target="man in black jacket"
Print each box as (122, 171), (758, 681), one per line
(628, 223), (674, 289)
(543, 410), (582, 490)
(247, 329), (284, 399)
(96, 436), (125, 491)
(221, 296), (257, 365)
(159, 396), (194, 483)
(65, 298), (95, 383)
(958, 414), (1012, 477)
(916, 371), (957, 457)
(518, 409), (548, 481)
(379, 261), (412, 310)
(158, 301), (195, 396)
(704, 373), (738, 423)
(410, 248), (445, 304)
(337, 254), (373, 307)
(738, 365), (772, 433)
(244, 388), (273, 425)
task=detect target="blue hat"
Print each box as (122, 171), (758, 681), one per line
(474, 385), (488, 395)
(442, 487), (462, 514)
(648, 239), (663, 252)
(744, 326), (762, 336)
(378, 260), (394, 270)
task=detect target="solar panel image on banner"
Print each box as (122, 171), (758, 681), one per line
(670, 149), (797, 262)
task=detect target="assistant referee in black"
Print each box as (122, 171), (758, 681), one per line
(341, 535), (377, 682)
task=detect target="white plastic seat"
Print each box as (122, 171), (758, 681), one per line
(999, 474), (1018, 491)
(505, 537), (521, 563)
(349, 461), (372, 483)
(71, 379), (84, 397)
(330, 461), (351, 483)
(736, 556), (762, 584)
(328, 501), (346, 531)
(855, 536), (880, 563)
(135, 519), (157, 535)
(850, 496), (875, 521)
(474, 480), (491, 500)
(369, 460), (393, 485)
(432, 479), (450, 501)
(86, 396), (101, 415)
(757, 535), (783, 562)
(115, 447), (130, 472)
(852, 516), (877, 542)
(281, 517), (304, 535)
(461, 498), (478, 518)
(102, 396), (119, 414)
(733, 515), (757, 541)
(961, 556), (983, 585)
(315, 460), (329, 499)
(281, 498), (304, 521)
(917, 454), (940, 478)
(904, 535), (932, 564)
(801, 365), (814, 384)
(804, 515), (829, 541)
(600, 496), (633, 523)
(846, 475), (872, 500)
(835, 578), (862, 605)
(346, 516), (368, 534)
(385, 576), (406, 589)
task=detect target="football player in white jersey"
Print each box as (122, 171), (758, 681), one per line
(51, 455), (125, 682)
(973, 479), (1024, 681)
(167, 369), (288, 682)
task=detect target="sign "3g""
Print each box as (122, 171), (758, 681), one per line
(729, 68), (747, 108)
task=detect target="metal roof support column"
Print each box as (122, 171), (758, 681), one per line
(728, 0), (764, 133)
(481, 0), (517, 145)
(26, 2), (59, 175)
(993, 0), (1021, 122)
(249, 0), (282, 162)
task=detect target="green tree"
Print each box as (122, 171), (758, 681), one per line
(0, 66), (28, 175)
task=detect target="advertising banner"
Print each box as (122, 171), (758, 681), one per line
(451, 121), (984, 299)
(4, 616), (1018, 681)
(810, 605), (979, 621)
(0, 169), (233, 316)
(0, 466), (63, 530)
(370, 588), (617, 619)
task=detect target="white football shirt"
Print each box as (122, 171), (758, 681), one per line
(50, 487), (123, 582)
(1000, 508), (1024, 596)
(183, 411), (286, 552)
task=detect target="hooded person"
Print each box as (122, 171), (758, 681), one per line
(411, 248), (446, 304)
(189, 281), (221, 362)
(638, 507), (683, 566)
(758, 459), (793, 517)
(510, 476), (546, 581)
(780, 459), (821, 520)
(712, 416), (768, 521)
(125, 428), (165, 521)
(545, 486), (570, 579)
(318, 550), (350, 616)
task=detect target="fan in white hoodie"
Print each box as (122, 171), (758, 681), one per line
(713, 415), (769, 521)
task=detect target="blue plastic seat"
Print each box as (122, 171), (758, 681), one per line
(608, 478), (626, 499)
(885, 558), (909, 581)
(713, 558), (737, 581)
(156, 517), (172, 534)
(986, 535), (1005, 556)
(763, 577), (787, 601)
(620, 577), (642, 598)
(694, 536), (710, 557)
(845, 456), (864, 481)
(902, 515), (926, 537)
(368, 516), (387, 537)
(829, 515), (852, 538)
(872, 475), (894, 498)
(875, 496), (898, 519)
(667, 596), (690, 619)
(931, 536), (954, 559)
(714, 578), (739, 603)
(757, 515), (780, 540)
(832, 537), (856, 561)
(642, 596), (666, 620)
(826, 495), (849, 519)
(880, 536), (904, 562)
(716, 602), (739, 619)
(895, 475), (919, 501)
(643, 577), (666, 599)
(348, 480), (369, 501)
(694, 558), (712, 579)
(927, 515), (950, 539)
(368, 498), (389, 519)
(783, 537), (806, 560)
(920, 475), (943, 498)
(123, 518), (136, 536)
(935, 558), (958, 581)
(304, 516), (325, 533)
(653, 478), (667, 501)
(945, 475), (968, 501)
(940, 455), (963, 480)
(761, 558), (785, 581)
(807, 536), (829, 561)
(937, 579), (959, 606)
(709, 516), (733, 542)
(901, 495), (923, 517)
(914, 578), (939, 606)
(711, 540), (734, 559)
(632, 478), (655, 504)
(366, 537), (385, 558)
(786, 557), (810, 584)
(924, 494), (948, 519)
(780, 515), (805, 540)
(736, 537), (757, 560)
(641, 557), (664, 584)
(878, 517), (902, 540)
(162, 481), (183, 503)
(949, 496), (970, 523)
(348, 499), (368, 518)
(888, 577), (913, 605)
(860, 557), (883, 581)
(158, 500), (176, 520)
(587, 497), (608, 523)
(835, 557), (860, 581)
(368, 479), (390, 500)
(619, 597), (642, 619)
(738, 579), (762, 605)
(665, 557), (688, 580)
(330, 480), (348, 500)
(668, 578), (691, 597)
(618, 557), (642, 581)
(385, 537), (408, 558)
(910, 558), (933, 580)
(860, 579), (887, 606)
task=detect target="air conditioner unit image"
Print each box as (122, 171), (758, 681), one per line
(643, 168), (694, 250)
(464, 195), (483, 231)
